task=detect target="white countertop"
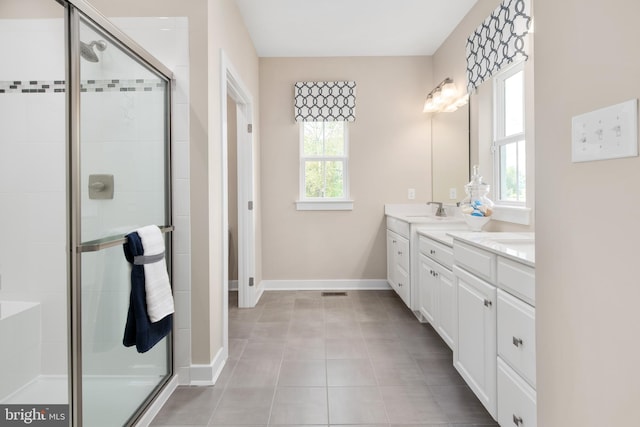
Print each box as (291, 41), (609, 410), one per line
(447, 231), (535, 267)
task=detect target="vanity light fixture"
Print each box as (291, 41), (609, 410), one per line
(423, 78), (469, 113)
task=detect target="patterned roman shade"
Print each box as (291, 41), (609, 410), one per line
(294, 81), (356, 122)
(466, 0), (532, 93)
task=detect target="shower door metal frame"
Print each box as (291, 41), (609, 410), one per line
(62, 1), (175, 425)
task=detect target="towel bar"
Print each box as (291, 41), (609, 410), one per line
(77, 225), (174, 253)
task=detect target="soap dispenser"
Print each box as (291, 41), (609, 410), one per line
(460, 165), (494, 231)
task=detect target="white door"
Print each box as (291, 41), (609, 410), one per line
(234, 98), (256, 308)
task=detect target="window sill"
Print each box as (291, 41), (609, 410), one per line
(296, 200), (354, 211)
(492, 205), (532, 225)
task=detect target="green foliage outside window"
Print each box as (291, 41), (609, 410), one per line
(302, 122), (346, 199)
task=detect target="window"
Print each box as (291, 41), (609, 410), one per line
(493, 62), (526, 205)
(297, 121), (352, 210)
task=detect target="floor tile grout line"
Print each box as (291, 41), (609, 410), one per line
(265, 319), (289, 426)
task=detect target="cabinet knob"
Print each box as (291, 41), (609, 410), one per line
(512, 337), (523, 347)
(393, 239), (397, 244)
(430, 249), (436, 255)
(513, 414), (523, 426)
(397, 251), (403, 255)
(398, 282), (403, 287)
(483, 299), (492, 307)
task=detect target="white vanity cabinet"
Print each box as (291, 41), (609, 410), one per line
(418, 233), (456, 349)
(384, 209), (466, 314)
(451, 233), (536, 425)
(386, 219), (410, 306)
(496, 260), (536, 427)
(453, 245), (498, 418)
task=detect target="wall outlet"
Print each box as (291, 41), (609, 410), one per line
(408, 188), (416, 200)
(449, 188), (457, 200)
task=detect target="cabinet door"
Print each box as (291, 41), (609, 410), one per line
(386, 230), (398, 287)
(418, 254), (438, 324)
(395, 264), (410, 307)
(454, 265), (497, 418)
(436, 264), (456, 350)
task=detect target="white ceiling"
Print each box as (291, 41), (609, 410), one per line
(234, 0), (478, 57)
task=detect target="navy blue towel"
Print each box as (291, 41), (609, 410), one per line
(123, 231), (172, 353)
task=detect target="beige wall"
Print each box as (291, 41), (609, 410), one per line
(260, 56), (432, 280)
(206, 0), (260, 361)
(535, 0), (640, 424)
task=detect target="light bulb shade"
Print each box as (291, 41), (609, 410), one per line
(423, 95), (434, 112)
(453, 93), (470, 107)
(441, 81), (457, 101)
(444, 103), (458, 113)
(431, 90), (443, 107)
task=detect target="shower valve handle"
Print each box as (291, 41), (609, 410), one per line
(90, 182), (106, 192)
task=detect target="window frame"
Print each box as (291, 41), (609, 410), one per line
(492, 61), (526, 207)
(296, 121), (353, 211)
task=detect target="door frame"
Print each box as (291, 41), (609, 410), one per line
(220, 49), (256, 355)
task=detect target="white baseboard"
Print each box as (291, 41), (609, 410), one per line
(190, 346), (226, 386)
(134, 375), (178, 427)
(261, 279), (391, 291)
(229, 279), (238, 291)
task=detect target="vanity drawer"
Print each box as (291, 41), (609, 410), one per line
(396, 235), (410, 272)
(453, 240), (496, 283)
(419, 236), (453, 269)
(498, 256), (536, 306)
(386, 216), (410, 238)
(497, 289), (536, 387)
(497, 358), (537, 427)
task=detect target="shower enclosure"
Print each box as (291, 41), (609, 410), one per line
(0, 0), (174, 425)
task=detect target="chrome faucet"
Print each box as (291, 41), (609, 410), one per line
(427, 201), (447, 217)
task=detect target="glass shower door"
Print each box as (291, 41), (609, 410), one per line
(76, 16), (171, 427)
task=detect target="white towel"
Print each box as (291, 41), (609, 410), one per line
(136, 225), (175, 322)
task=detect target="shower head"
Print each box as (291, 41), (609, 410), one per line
(80, 40), (107, 63)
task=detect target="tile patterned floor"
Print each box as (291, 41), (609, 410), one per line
(151, 290), (498, 427)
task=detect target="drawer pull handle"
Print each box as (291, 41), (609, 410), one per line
(513, 414), (523, 425)
(484, 299), (492, 307)
(393, 239), (397, 244)
(513, 337), (523, 347)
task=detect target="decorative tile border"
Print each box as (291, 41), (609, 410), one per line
(0, 79), (165, 94)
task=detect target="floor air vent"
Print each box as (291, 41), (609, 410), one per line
(321, 291), (348, 297)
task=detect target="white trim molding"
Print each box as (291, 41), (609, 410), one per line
(296, 200), (354, 211)
(190, 347), (226, 386)
(492, 205), (532, 225)
(262, 279), (391, 291)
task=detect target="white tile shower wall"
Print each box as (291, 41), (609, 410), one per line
(0, 18), (67, 378)
(111, 17), (192, 385)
